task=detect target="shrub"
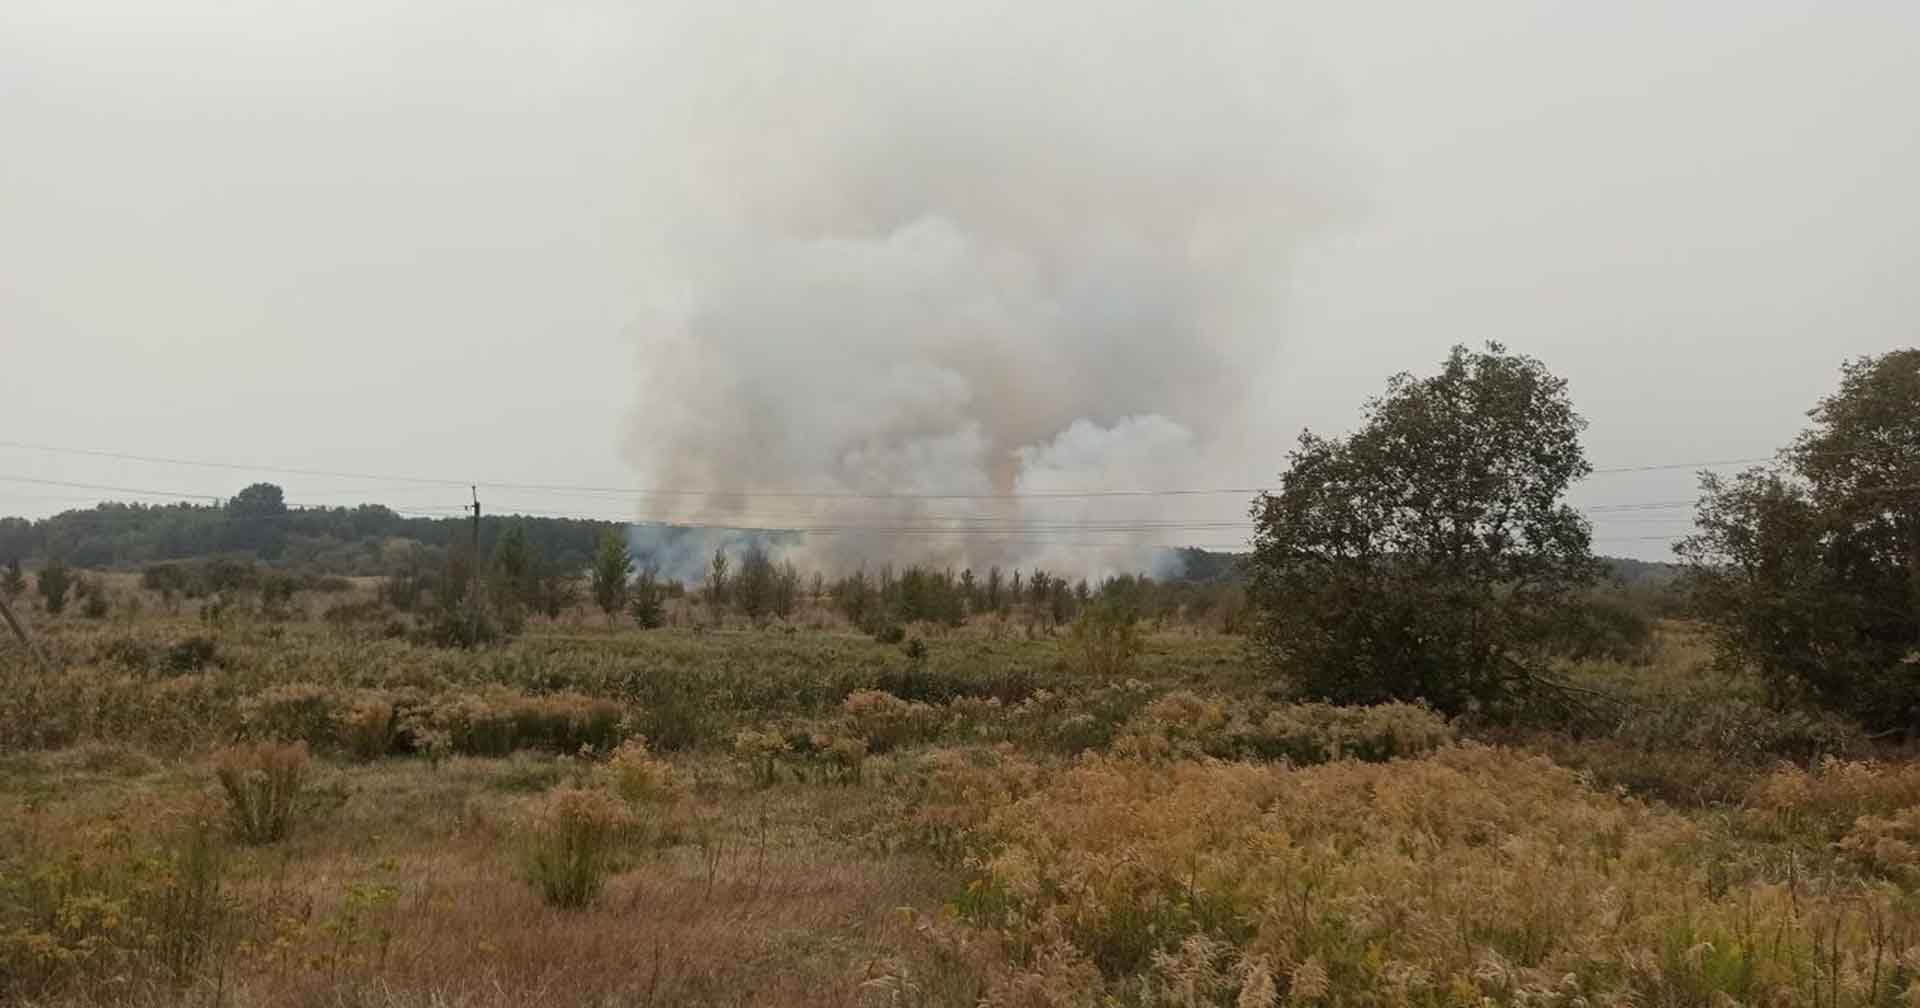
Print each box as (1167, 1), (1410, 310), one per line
(97, 635), (154, 669)
(733, 727), (792, 787)
(872, 745), (1044, 864)
(1551, 588), (1657, 664)
(628, 567), (666, 629)
(1005, 681), (1158, 753)
(0, 811), (232, 994)
(596, 737), (682, 806)
(810, 731), (868, 784)
(1612, 691), (1863, 764)
(1680, 350), (1920, 735)
(142, 813), (230, 983)
(1743, 757), (1920, 844)
(213, 741), (311, 845)
(1069, 603), (1140, 678)
(1112, 693), (1455, 764)
(966, 745), (1920, 1003)
(37, 560), (71, 615)
(78, 590), (111, 620)
(843, 689), (943, 753)
(524, 787), (633, 908)
(335, 691), (399, 760)
(238, 683), (340, 748)
(161, 635), (218, 673)
(418, 598), (514, 649)
(1838, 807), (1920, 885)
(424, 687), (625, 757)
(322, 599), (390, 628)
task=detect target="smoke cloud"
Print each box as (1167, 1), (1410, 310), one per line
(623, 1), (1335, 579)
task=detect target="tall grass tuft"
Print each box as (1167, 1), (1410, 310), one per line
(214, 741), (311, 845)
(524, 787), (633, 908)
(1069, 603), (1140, 679)
(144, 812), (230, 983)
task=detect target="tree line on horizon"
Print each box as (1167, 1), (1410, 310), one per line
(5, 344), (1909, 740)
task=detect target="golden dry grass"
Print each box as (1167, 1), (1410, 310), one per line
(3, 598), (1918, 1006)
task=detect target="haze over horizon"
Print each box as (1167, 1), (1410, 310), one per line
(4, 1), (1916, 563)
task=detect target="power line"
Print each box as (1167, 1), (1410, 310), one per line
(0, 437), (1878, 503)
(13, 470), (1913, 529)
(0, 474), (224, 502)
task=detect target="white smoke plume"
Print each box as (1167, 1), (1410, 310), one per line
(622, 0), (1336, 579)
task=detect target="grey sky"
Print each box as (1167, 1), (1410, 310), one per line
(2, 0), (1915, 563)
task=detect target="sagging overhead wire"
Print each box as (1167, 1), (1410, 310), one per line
(0, 438), (1887, 503)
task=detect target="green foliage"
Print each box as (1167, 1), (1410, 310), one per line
(74, 577), (109, 619)
(628, 564), (666, 629)
(5, 489), (616, 578)
(490, 524), (537, 614)
(1551, 586), (1659, 664)
(1680, 349), (1920, 735)
(36, 559), (70, 615)
(774, 559), (801, 620)
(226, 482), (286, 519)
(0, 813), (233, 994)
(1112, 693), (1455, 763)
(834, 566), (872, 624)
(1248, 343), (1601, 715)
(1069, 602), (1141, 678)
(589, 531), (632, 624)
(735, 543), (776, 624)
(418, 584), (518, 649)
(532, 563), (579, 619)
(705, 548), (729, 609)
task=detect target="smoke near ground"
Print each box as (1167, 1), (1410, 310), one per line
(623, 1), (1335, 578)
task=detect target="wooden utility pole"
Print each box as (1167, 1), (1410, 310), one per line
(468, 486), (483, 641)
(0, 590), (49, 672)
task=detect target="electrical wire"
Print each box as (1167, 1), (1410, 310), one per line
(2, 438), (1897, 503)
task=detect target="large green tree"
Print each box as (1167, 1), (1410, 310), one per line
(1248, 343), (1600, 714)
(1679, 348), (1920, 733)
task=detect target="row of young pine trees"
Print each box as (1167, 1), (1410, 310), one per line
(584, 532), (1201, 633)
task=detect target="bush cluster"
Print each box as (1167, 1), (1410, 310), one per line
(238, 683), (627, 759)
(1111, 692), (1454, 764)
(969, 745), (1920, 1005)
(213, 741), (311, 844)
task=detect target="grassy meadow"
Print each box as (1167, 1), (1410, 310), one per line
(4, 584), (1920, 1007)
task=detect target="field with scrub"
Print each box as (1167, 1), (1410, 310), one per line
(5, 595), (1920, 1008)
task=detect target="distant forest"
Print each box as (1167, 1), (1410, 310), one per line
(0, 483), (1270, 583)
(0, 481), (1679, 586)
(0, 483), (615, 576)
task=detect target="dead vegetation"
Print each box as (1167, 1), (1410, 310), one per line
(3, 605), (1918, 1007)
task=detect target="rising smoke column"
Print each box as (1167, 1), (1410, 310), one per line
(622, 0), (1337, 578)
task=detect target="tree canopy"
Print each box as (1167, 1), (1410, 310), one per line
(1248, 343), (1600, 714)
(1680, 348), (1920, 734)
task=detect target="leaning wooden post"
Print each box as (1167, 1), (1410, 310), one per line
(0, 591), (50, 672)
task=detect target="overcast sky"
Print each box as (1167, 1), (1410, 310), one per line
(2, 0), (1915, 561)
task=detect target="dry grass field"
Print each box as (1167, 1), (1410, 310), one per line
(4, 591), (1920, 1007)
